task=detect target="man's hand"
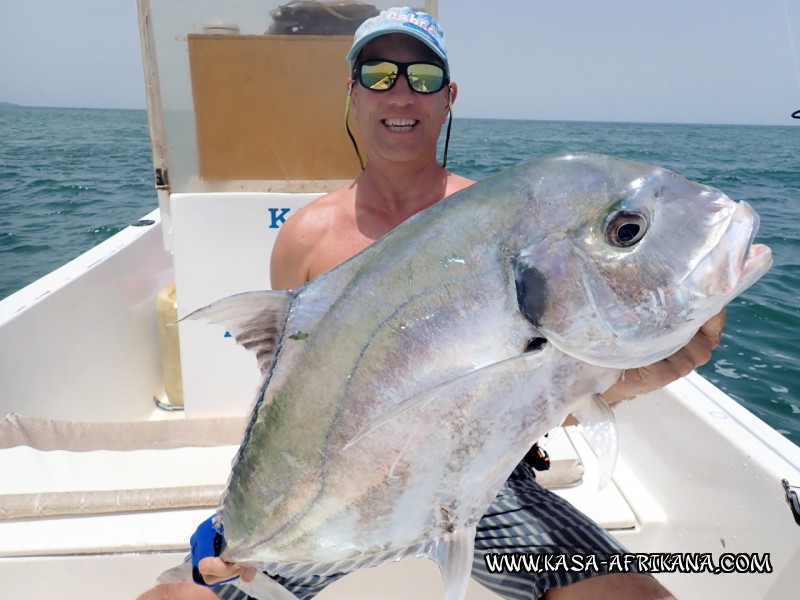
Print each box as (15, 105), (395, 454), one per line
(604, 309), (727, 404)
(197, 557), (256, 586)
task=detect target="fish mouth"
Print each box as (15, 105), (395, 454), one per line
(741, 234), (772, 282)
(382, 118), (418, 132)
(703, 200), (772, 297)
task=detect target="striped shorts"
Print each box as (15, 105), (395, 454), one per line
(213, 461), (631, 600)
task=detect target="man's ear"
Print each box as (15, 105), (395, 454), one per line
(347, 77), (358, 111)
(448, 82), (458, 105)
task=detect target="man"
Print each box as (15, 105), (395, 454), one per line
(142, 7), (724, 600)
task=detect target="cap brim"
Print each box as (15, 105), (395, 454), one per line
(346, 27), (449, 74)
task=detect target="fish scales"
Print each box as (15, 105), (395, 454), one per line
(226, 190), (531, 560)
(168, 153), (772, 599)
(223, 168), (538, 557)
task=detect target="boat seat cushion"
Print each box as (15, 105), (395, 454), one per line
(0, 414), (585, 520)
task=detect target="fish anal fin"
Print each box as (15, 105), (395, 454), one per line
(425, 526), (477, 600)
(157, 561), (193, 584)
(232, 570), (300, 600)
(184, 290), (293, 376)
(158, 561), (300, 600)
(570, 393), (618, 489)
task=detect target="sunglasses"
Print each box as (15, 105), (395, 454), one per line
(356, 59), (448, 94)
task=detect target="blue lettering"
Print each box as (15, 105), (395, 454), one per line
(269, 208), (291, 229)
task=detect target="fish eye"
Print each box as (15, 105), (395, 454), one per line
(605, 211), (648, 247)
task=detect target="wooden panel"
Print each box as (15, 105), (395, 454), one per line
(188, 34), (362, 181)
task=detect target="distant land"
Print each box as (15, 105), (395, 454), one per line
(0, 102), (21, 108)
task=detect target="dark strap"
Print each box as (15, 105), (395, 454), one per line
(523, 442), (551, 471)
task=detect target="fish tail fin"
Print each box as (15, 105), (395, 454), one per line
(571, 393), (618, 489)
(428, 526), (476, 600)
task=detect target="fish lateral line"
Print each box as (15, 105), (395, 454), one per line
(343, 351), (553, 451)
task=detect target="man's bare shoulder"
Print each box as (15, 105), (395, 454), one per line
(270, 184), (357, 288)
(446, 173), (475, 196)
(285, 185), (355, 237)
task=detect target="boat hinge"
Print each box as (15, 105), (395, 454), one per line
(782, 479), (800, 527)
(155, 167), (170, 191)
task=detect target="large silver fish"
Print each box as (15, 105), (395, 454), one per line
(167, 153), (772, 599)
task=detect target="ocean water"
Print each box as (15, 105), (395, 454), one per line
(0, 107), (157, 292)
(1, 106), (798, 444)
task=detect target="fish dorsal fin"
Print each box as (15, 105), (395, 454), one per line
(426, 525), (477, 600)
(345, 351), (552, 451)
(185, 290), (293, 376)
(570, 393), (618, 488)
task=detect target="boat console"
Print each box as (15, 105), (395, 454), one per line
(140, 1), (436, 415)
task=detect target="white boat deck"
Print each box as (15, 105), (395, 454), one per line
(2, 372), (799, 598)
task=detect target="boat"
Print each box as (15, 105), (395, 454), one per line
(2, 1), (799, 598)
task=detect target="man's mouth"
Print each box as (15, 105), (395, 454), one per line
(382, 118), (418, 132)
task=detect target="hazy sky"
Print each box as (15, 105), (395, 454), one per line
(2, 0), (800, 125)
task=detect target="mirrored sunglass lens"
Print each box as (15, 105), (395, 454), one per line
(360, 62), (398, 90)
(406, 64), (445, 93)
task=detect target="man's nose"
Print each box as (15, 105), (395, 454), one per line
(387, 75), (415, 102)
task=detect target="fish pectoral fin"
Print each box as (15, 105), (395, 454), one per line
(425, 526), (477, 600)
(570, 393), (618, 489)
(344, 352), (551, 450)
(184, 290), (293, 376)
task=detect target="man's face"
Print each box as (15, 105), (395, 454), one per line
(351, 33), (451, 168)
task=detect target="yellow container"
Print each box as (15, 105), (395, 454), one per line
(156, 280), (184, 407)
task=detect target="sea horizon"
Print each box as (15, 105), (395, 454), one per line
(3, 101), (798, 129)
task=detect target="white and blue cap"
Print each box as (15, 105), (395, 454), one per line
(346, 7), (449, 75)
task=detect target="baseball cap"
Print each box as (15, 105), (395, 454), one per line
(346, 7), (449, 75)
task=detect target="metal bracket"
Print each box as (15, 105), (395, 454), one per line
(153, 396), (184, 412)
(155, 168), (169, 190)
(782, 479), (800, 526)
